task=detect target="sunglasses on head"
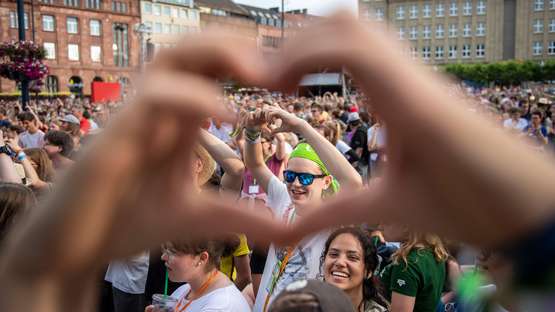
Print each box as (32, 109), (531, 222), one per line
(283, 170), (326, 186)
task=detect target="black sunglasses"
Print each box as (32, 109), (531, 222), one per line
(283, 170), (326, 186)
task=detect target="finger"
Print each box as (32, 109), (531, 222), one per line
(152, 32), (269, 87)
(137, 71), (234, 123)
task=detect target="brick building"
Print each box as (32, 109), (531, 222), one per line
(359, 0), (555, 64)
(0, 0), (140, 95)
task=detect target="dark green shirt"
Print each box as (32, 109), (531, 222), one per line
(379, 248), (446, 312)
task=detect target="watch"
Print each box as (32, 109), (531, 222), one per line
(0, 144), (16, 157)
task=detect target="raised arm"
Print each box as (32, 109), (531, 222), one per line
(243, 109), (274, 192)
(267, 107), (362, 190)
(0, 132), (21, 184)
(199, 129), (244, 195)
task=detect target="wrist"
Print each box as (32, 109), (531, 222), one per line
(16, 151), (26, 162)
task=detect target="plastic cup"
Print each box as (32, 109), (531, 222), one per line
(152, 294), (178, 312)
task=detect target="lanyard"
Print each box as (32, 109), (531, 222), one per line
(175, 270), (219, 312)
(263, 206), (298, 312)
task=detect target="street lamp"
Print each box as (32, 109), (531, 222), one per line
(134, 23), (152, 72)
(16, 0), (29, 110)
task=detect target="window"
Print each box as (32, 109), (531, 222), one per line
(153, 4), (161, 15)
(436, 3), (444, 17)
(463, 1), (472, 15)
(41, 0), (54, 4)
(396, 5), (405, 19)
(448, 45), (457, 58)
(113, 23), (129, 67)
(463, 23), (471, 37)
(67, 17), (78, 34)
(398, 27), (405, 40)
(44, 42), (56, 59)
(90, 19), (101, 36)
(533, 41), (543, 55)
(68, 44), (79, 61)
(154, 22), (162, 33)
(180, 25), (188, 33)
(476, 43), (485, 57)
(533, 19), (544, 33)
(91, 45), (101, 62)
(410, 46), (419, 59)
(410, 4), (418, 19)
(535, 0), (544, 11)
(171, 24), (179, 34)
(477, 0), (486, 14)
(423, 25), (431, 39)
(436, 24), (444, 38)
(171, 8), (178, 18)
(144, 21), (152, 32)
(549, 41), (555, 55)
(64, 0), (79, 7)
(9, 12), (29, 29)
(163, 5), (171, 16)
(410, 26), (418, 40)
(423, 3), (431, 18)
(422, 46), (431, 60)
(462, 44), (471, 58)
(550, 19), (555, 32)
(143, 2), (152, 14)
(163, 23), (170, 34)
(476, 23), (486, 36)
(449, 2), (458, 16)
(112, 1), (128, 13)
(42, 15), (55, 31)
(375, 8), (384, 21)
(550, 0), (555, 9)
(435, 46), (444, 59)
(86, 0), (100, 9)
(449, 24), (457, 37)
(179, 9), (188, 18)
(189, 10), (197, 20)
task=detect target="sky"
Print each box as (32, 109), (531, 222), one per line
(233, 0), (358, 16)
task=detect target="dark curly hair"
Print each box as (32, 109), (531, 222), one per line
(321, 226), (389, 310)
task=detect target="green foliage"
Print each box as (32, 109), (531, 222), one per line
(442, 60), (555, 85)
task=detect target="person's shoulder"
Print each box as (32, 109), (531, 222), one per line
(171, 283), (191, 299)
(202, 285), (249, 311)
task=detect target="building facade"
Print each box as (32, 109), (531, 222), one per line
(139, 0), (200, 53)
(359, 0), (555, 64)
(196, 0), (257, 42)
(0, 0), (141, 95)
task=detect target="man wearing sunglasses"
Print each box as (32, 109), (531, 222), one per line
(242, 107), (362, 311)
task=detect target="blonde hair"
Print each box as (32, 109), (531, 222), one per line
(392, 233), (449, 266)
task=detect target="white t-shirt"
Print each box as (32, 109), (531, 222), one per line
(335, 139), (352, 155)
(19, 130), (44, 148)
(209, 122), (233, 144)
(252, 176), (329, 312)
(503, 118), (528, 131)
(367, 126), (386, 162)
(171, 284), (250, 312)
(105, 251), (150, 294)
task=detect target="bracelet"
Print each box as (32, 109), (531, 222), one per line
(17, 151), (26, 161)
(245, 128), (261, 142)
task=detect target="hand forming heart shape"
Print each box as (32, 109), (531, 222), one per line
(2, 12), (555, 312)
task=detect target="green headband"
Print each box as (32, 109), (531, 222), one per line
(289, 143), (340, 195)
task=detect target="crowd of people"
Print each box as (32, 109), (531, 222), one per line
(1, 14), (555, 312)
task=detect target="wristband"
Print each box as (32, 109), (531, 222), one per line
(245, 128), (261, 142)
(17, 151), (26, 161)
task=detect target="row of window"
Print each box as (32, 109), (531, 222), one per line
(43, 23), (129, 67)
(398, 23), (486, 40)
(386, 1), (487, 21)
(142, 2), (198, 20)
(10, 13), (103, 36)
(534, 0), (555, 11)
(411, 44), (486, 60)
(40, 0), (131, 12)
(144, 21), (199, 34)
(43, 42), (101, 62)
(532, 41), (555, 55)
(532, 19), (555, 33)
